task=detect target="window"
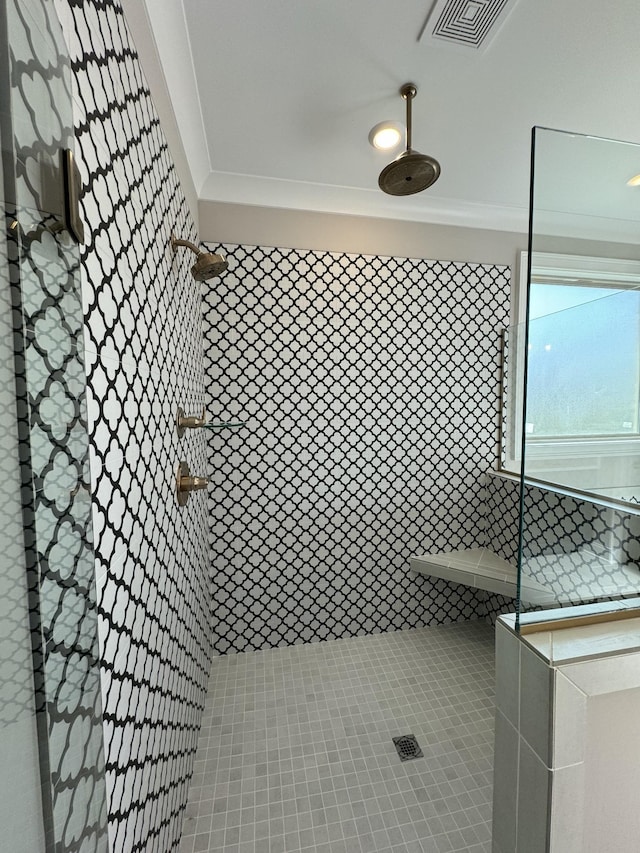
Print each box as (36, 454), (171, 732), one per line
(501, 252), (640, 502)
(527, 283), (640, 438)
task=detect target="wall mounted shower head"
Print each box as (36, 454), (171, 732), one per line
(171, 235), (228, 281)
(378, 83), (441, 196)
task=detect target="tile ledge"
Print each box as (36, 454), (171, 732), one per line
(499, 605), (640, 665)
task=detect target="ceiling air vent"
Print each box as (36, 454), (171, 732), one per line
(419, 0), (520, 52)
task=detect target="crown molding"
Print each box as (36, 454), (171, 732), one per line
(200, 170), (530, 233)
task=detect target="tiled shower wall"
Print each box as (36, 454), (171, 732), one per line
(202, 244), (511, 654)
(4, 1), (108, 850)
(51, 2), (212, 851)
(486, 472), (640, 602)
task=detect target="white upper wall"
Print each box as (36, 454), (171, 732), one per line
(120, 0), (210, 225)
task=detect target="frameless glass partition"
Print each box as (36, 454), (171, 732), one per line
(526, 283), (640, 498)
(516, 127), (640, 621)
(0, 1), (107, 850)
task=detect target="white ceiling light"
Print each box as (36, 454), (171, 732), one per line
(626, 174), (640, 187)
(368, 121), (403, 151)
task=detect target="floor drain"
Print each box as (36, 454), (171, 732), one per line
(393, 734), (423, 761)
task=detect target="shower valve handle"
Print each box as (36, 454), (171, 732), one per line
(176, 461), (209, 506)
(181, 475), (208, 491)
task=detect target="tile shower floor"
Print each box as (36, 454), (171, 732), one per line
(179, 620), (495, 853)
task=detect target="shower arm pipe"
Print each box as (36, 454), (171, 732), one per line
(171, 236), (202, 256)
(401, 83), (416, 152)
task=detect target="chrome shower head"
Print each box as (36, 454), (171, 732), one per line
(171, 235), (228, 281)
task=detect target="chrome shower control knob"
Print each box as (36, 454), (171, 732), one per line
(176, 461), (209, 506)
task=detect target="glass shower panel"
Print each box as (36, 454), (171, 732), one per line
(517, 127), (640, 620)
(526, 289), (640, 488)
(0, 166), (48, 853)
(0, 1), (107, 850)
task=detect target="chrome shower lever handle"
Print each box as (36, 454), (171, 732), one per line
(176, 407), (206, 437)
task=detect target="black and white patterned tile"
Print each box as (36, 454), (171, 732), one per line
(202, 245), (511, 654)
(484, 471), (640, 611)
(520, 483), (640, 605)
(0, 200), (59, 850)
(46, 0), (214, 850)
(3, 0), (108, 850)
(483, 473), (520, 568)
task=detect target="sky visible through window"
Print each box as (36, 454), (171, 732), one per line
(526, 283), (640, 437)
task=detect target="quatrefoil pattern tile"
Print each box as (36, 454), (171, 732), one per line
(202, 244), (511, 654)
(0, 228), (34, 732)
(5, 0), (107, 850)
(484, 474), (520, 567)
(521, 482), (640, 606)
(61, 1), (212, 851)
(484, 471), (640, 612)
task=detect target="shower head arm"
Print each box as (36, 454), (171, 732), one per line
(400, 83), (417, 152)
(171, 235), (203, 257)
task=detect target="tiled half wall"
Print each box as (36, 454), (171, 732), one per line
(202, 245), (512, 654)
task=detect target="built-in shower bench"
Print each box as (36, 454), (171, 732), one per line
(410, 546), (640, 605)
(410, 547), (553, 605)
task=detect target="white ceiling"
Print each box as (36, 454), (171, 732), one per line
(141, 0), (640, 234)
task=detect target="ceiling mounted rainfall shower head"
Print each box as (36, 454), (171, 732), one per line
(378, 83), (441, 196)
(171, 235), (228, 281)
